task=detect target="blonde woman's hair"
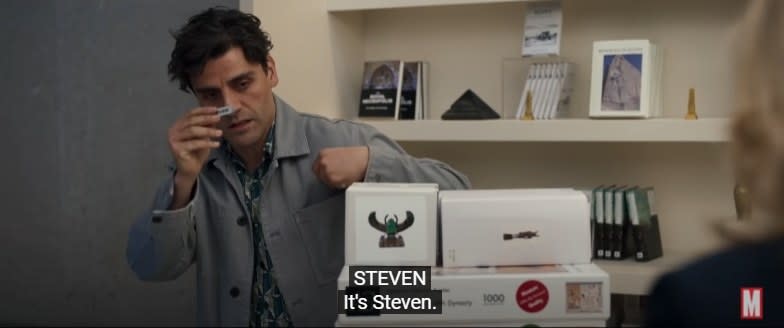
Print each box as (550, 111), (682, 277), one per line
(726, 0), (784, 239)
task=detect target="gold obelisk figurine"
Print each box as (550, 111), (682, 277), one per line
(734, 183), (752, 221)
(685, 88), (698, 120)
(521, 90), (534, 121)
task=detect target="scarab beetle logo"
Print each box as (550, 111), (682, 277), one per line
(503, 231), (539, 240)
(368, 211), (415, 248)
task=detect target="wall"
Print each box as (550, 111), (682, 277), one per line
(0, 0), (236, 325)
(251, 0), (366, 119)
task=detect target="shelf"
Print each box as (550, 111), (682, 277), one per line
(358, 118), (730, 142)
(327, 0), (528, 12)
(595, 251), (697, 295)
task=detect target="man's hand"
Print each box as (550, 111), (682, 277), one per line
(312, 146), (369, 189)
(167, 107), (223, 209)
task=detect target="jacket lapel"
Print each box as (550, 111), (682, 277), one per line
(271, 95), (310, 160)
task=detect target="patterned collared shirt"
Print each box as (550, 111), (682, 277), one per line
(227, 123), (292, 327)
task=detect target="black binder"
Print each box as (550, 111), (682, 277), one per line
(633, 215), (663, 262)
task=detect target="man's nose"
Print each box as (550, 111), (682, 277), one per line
(222, 91), (241, 109)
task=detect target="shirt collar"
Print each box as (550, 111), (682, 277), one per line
(224, 122), (276, 172)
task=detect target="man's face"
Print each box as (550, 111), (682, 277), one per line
(190, 46), (278, 150)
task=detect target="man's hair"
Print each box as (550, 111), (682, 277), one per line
(167, 7), (273, 93)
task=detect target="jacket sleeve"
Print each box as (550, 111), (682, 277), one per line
(360, 126), (471, 190)
(126, 173), (198, 281)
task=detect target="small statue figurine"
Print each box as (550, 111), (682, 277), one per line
(522, 90), (535, 121)
(685, 88), (698, 120)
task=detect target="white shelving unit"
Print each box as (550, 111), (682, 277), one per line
(360, 118), (730, 142)
(252, 0), (746, 297)
(326, 0), (528, 12)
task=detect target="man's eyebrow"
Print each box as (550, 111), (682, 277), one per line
(192, 72), (254, 94)
(193, 86), (219, 94)
(228, 71), (255, 84)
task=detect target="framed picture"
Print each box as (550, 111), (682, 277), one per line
(601, 54), (642, 111)
(589, 40), (661, 118)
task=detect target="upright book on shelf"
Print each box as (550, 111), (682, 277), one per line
(397, 61), (418, 120)
(358, 60), (427, 120)
(417, 61), (429, 120)
(589, 40), (662, 118)
(358, 60), (404, 119)
(397, 61), (428, 120)
(521, 2), (562, 57)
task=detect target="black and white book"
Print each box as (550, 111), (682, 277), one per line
(521, 2), (562, 57)
(358, 60), (404, 119)
(359, 60), (427, 120)
(399, 61), (428, 120)
(398, 62), (418, 120)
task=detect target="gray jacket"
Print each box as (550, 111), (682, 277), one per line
(126, 96), (471, 327)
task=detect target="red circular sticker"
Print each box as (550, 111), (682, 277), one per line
(516, 280), (549, 313)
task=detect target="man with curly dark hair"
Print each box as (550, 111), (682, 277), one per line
(126, 7), (470, 327)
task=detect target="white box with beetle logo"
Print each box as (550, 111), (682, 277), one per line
(345, 182), (439, 266)
(336, 263), (610, 326)
(440, 189), (591, 268)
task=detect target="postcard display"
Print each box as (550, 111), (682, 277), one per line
(338, 185), (610, 326)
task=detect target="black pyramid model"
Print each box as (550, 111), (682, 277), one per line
(441, 89), (501, 120)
